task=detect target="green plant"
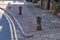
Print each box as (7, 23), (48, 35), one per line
(55, 4), (60, 13)
(50, 0), (55, 3)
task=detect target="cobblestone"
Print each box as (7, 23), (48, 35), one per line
(6, 3), (60, 40)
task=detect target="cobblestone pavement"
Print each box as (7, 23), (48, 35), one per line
(6, 3), (60, 40)
(26, 4), (60, 40)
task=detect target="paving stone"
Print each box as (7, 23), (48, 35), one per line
(6, 3), (60, 40)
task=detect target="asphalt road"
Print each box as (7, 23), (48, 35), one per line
(0, 15), (11, 40)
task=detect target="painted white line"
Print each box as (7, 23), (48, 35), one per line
(0, 7), (33, 37)
(8, 15), (18, 40)
(4, 14), (14, 40)
(6, 9), (34, 37)
(6, 10), (25, 34)
(0, 6), (24, 34)
(5, 13), (18, 40)
(0, 26), (3, 32)
(0, 7), (18, 40)
(0, 9), (4, 19)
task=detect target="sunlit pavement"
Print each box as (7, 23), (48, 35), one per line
(6, 3), (60, 40)
(0, 1), (24, 4)
(0, 1), (25, 40)
(0, 1), (60, 40)
(26, 4), (60, 40)
(0, 11), (11, 40)
(0, 1), (30, 40)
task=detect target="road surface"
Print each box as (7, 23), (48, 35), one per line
(0, 8), (18, 40)
(0, 13), (11, 40)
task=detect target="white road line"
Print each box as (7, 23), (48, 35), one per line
(0, 7), (34, 38)
(6, 8), (34, 37)
(0, 26), (3, 32)
(7, 3), (24, 34)
(0, 7), (25, 37)
(5, 13), (18, 40)
(6, 10), (25, 34)
(0, 7), (18, 40)
(4, 14), (14, 40)
(0, 6), (24, 34)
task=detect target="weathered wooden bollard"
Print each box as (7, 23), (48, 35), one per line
(8, 3), (11, 9)
(36, 16), (42, 31)
(19, 6), (22, 15)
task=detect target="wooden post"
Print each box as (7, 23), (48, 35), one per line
(36, 16), (42, 31)
(8, 3), (11, 9)
(19, 6), (22, 15)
